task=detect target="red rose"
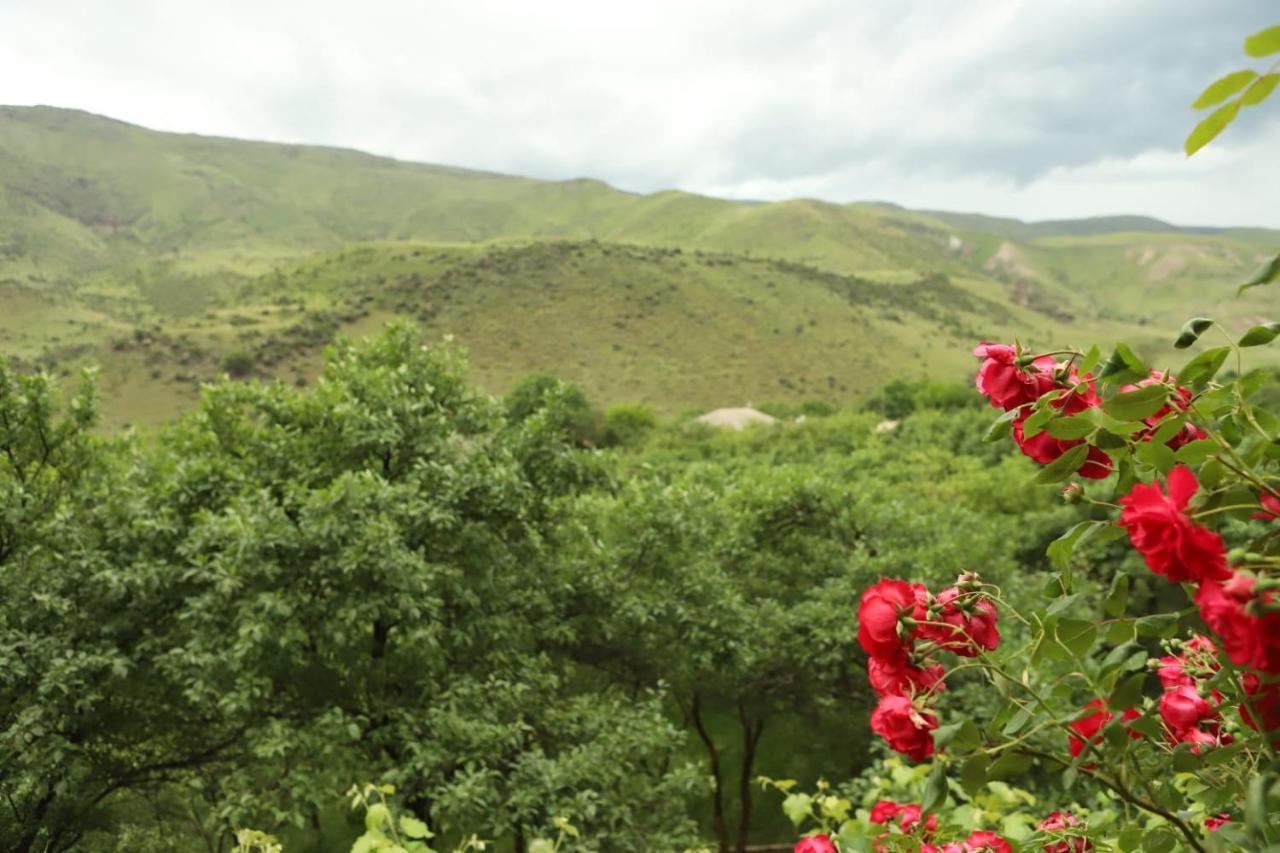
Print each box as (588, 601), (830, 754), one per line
(1122, 373), (1205, 451)
(916, 586), (1000, 657)
(1036, 811), (1092, 853)
(857, 579), (927, 664)
(896, 803), (937, 834)
(870, 695), (938, 761)
(1240, 673), (1280, 747)
(1155, 654), (1193, 689)
(965, 830), (1013, 852)
(1117, 466), (1229, 583)
(1204, 813), (1230, 833)
(794, 834), (836, 853)
(974, 343), (1057, 411)
(1157, 636), (1219, 689)
(1068, 698), (1141, 759)
(1252, 493), (1280, 521)
(1196, 573), (1280, 672)
(869, 800), (901, 824)
(868, 657), (946, 698)
(1159, 684), (1217, 735)
(1013, 414), (1112, 480)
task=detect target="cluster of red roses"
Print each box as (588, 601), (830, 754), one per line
(793, 807), (1092, 852)
(1116, 464), (1280, 744)
(1155, 635), (1232, 752)
(867, 799), (1011, 852)
(856, 572), (999, 761)
(973, 343), (1202, 481)
(978, 341), (1280, 745)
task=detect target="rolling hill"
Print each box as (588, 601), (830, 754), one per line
(1, 105), (1278, 428)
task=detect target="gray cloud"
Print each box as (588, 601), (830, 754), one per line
(1, 0), (1277, 225)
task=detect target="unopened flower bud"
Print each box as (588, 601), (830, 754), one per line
(1061, 483), (1084, 504)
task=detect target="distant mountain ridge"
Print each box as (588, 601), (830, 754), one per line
(0, 104), (1277, 428)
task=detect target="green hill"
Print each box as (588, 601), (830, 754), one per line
(2, 105), (1278, 427)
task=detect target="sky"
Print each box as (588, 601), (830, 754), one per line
(3, 0), (1278, 227)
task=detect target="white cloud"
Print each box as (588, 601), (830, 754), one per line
(1, 0), (1276, 226)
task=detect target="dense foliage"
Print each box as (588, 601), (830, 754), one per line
(0, 322), (1071, 851)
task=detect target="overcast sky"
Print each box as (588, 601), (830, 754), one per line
(3, 0), (1278, 227)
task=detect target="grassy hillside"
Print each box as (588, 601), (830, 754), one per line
(2, 105), (1278, 427)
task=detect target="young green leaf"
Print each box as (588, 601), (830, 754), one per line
(1174, 317), (1215, 349)
(1239, 253), (1280, 295)
(1192, 70), (1258, 108)
(1184, 99), (1241, 156)
(1238, 322), (1280, 347)
(1242, 73), (1280, 106)
(1177, 346), (1231, 386)
(1244, 24), (1280, 58)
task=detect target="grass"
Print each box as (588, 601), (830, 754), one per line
(1, 105), (1278, 428)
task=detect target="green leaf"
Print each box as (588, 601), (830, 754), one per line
(365, 803), (391, 832)
(1103, 384), (1169, 421)
(1055, 618), (1097, 658)
(782, 793), (813, 827)
(1078, 344), (1102, 376)
(1174, 316), (1215, 348)
(1046, 413), (1098, 440)
(1002, 707), (1033, 736)
(1097, 344), (1147, 384)
(1034, 444), (1089, 484)
(960, 754), (989, 796)
(1244, 24), (1280, 58)
(920, 761), (947, 813)
(1021, 404), (1054, 439)
(1103, 571), (1129, 617)
(1135, 438), (1176, 475)
(1184, 99), (1241, 156)
(985, 753), (1033, 781)
(1142, 828), (1177, 853)
(1135, 612), (1179, 638)
(1109, 672), (1147, 710)
(1192, 70), (1257, 108)
(1178, 346), (1230, 387)
(1239, 322), (1280, 347)
(399, 816), (432, 840)
(983, 408), (1019, 443)
(1174, 439), (1217, 465)
(1239, 253), (1280, 295)
(1242, 73), (1280, 106)
(1172, 744), (1202, 772)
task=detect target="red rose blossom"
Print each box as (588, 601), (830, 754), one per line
(869, 800), (901, 824)
(1012, 413), (1112, 480)
(916, 586), (1000, 657)
(896, 803), (937, 834)
(1036, 811), (1092, 853)
(1117, 466), (1229, 584)
(1241, 674), (1280, 747)
(1068, 698), (1141, 760)
(974, 343), (1057, 411)
(870, 695), (938, 761)
(1159, 684), (1218, 735)
(1122, 373), (1205, 451)
(857, 579), (927, 664)
(1251, 493), (1280, 521)
(1204, 813), (1231, 832)
(965, 830), (1013, 853)
(794, 834), (836, 853)
(1196, 573), (1280, 673)
(868, 657), (946, 698)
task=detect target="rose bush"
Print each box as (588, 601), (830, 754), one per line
(782, 311), (1280, 850)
